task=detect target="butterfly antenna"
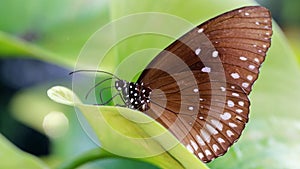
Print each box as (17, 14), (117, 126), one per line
(69, 69), (121, 80)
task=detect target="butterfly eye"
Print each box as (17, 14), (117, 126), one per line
(115, 80), (123, 91)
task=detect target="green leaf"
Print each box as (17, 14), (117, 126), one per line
(56, 148), (160, 169)
(0, 134), (49, 169)
(0, 0), (110, 67)
(47, 86), (209, 169)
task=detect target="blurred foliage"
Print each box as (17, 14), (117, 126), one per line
(257, 0), (300, 64)
(257, 0), (300, 27)
(0, 134), (48, 169)
(0, 0), (299, 169)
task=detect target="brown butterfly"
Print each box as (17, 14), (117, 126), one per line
(74, 6), (272, 163)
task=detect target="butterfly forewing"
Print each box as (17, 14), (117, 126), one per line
(135, 6), (272, 162)
(202, 6), (272, 94)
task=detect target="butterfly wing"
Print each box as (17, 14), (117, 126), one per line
(137, 6), (272, 162)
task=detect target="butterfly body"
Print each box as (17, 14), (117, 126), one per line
(115, 80), (152, 111)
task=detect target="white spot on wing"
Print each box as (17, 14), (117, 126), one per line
(218, 137), (225, 144)
(220, 86), (226, 92)
(198, 28), (204, 33)
(245, 12), (250, 16)
(229, 122), (237, 128)
(212, 51), (219, 57)
(227, 100), (234, 107)
(205, 149), (212, 156)
(236, 116), (243, 121)
(196, 135), (205, 146)
(206, 123), (218, 135)
(198, 152), (204, 159)
(193, 88), (199, 93)
(239, 56), (247, 61)
(247, 75), (253, 81)
(238, 101), (245, 106)
(221, 112), (231, 120)
(195, 48), (201, 55)
(213, 144), (220, 152)
(211, 119), (223, 131)
(254, 58), (259, 63)
(248, 65), (255, 70)
(188, 106), (194, 111)
(231, 73), (240, 79)
(201, 66), (211, 73)
(236, 109), (243, 113)
(226, 130), (234, 137)
(242, 82), (249, 88)
(190, 140), (198, 151)
(232, 92), (239, 97)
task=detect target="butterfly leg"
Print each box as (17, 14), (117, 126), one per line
(85, 77), (113, 100)
(115, 93), (128, 107)
(97, 92), (123, 105)
(98, 86), (115, 104)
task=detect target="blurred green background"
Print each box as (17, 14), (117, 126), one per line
(0, 0), (299, 169)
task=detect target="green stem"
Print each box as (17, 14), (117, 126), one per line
(56, 148), (119, 169)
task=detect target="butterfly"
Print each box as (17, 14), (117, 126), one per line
(73, 6), (272, 163)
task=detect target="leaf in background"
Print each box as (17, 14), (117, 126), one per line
(48, 86), (209, 169)
(0, 134), (49, 169)
(0, 0), (111, 67)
